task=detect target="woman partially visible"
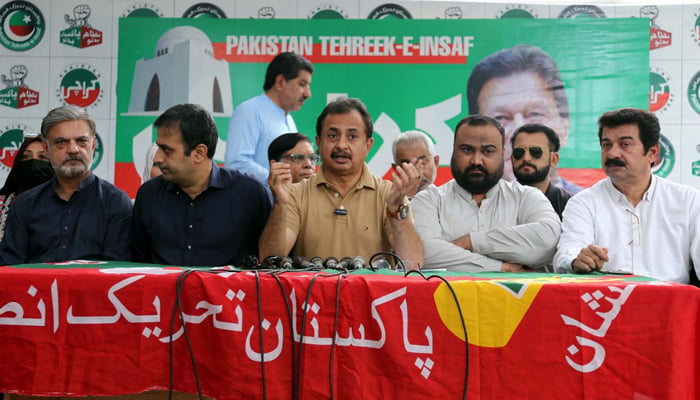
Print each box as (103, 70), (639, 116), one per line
(0, 136), (54, 241)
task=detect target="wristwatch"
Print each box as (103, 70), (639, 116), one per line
(387, 204), (409, 220)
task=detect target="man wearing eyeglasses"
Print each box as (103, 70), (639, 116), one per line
(412, 115), (560, 272)
(554, 108), (700, 283)
(0, 105), (132, 265)
(267, 132), (318, 183)
(391, 130), (439, 198)
(510, 124), (571, 219)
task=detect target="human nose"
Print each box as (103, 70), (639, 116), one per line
(67, 140), (80, 153)
(153, 147), (164, 163)
(304, 85), (311, 99)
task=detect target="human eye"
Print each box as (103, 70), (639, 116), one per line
(601, 142), (611, 149)
(460, 145), (473, 154)
(53, 138), (67, 148)
(77, 138), (90, 147)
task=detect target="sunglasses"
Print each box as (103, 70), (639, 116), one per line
(512, 146), (544, 160)
(281, 153), (321, 164)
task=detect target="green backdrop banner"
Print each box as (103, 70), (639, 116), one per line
(117, 18), (648, 197)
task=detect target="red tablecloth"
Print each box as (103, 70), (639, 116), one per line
(0, 261), (698, 399)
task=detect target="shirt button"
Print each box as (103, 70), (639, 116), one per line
(63, 226), (69, 231)
(187, 245), (192, 250)
(190, 203), (194, 207)
(188, 224), (193, 229)
(334, 193), (339, 197)
(61, 245), (66, 249)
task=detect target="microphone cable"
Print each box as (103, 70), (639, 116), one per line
(253, 271), (268, 400)
(405, 269), (469, 400)
(328, 273), (345, 400)
(266, 269), (298, 400)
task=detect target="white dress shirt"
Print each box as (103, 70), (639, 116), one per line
(554, 175), (700, 283)
(412, 179), (561, 271)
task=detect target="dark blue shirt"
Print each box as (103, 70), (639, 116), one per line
(0, 174), (133, 265)
(131, 163), (271, 267)
(545, 182), (572, 220)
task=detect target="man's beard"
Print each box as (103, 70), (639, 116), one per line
(54, 157), (90, 179)
(514, 162), (551, 186)
(451, 157), (503, 195)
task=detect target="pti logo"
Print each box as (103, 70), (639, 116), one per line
(641, 6), (671, 50)
(687, 69), (700, 115)
(443, 7), (463, 19)
(0, 123), (31, 175)
(57, 64), (103, 109)
(182, 3), (227, 18)
(367, 3), (413, 19)
(649, 68), (673, 113)
(558, 5), (606, 18)
(496, 5), (537, 19)
(121, 3), (164, 18)
(308, 4), (348, 19)
(652, 134), (675, 178)
(0, 64), (39, 109)
(91, 132), (103, 170)
(0, 0), (45, 51)
(60, 4), (102, 49)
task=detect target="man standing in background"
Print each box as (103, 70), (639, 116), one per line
(225, 52), (313, 183)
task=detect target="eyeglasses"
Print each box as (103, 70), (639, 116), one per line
(281, 153), (320, 164)
(512, 146), (544, 160)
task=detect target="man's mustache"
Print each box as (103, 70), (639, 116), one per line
(605, 158), (626, 167)
(465, 165), (488, 174)
(517, 162), (537, 171)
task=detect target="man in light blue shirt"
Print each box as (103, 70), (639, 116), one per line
(225, 52), (313, 183)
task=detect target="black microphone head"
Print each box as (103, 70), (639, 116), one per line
(325, 256), (339, 269)
(279, 256), (293, 269)
(350, 256), (365, 270)
(309, 256), (324, 270)
(339, 257), (352, 270)
(292, 256), (311, 269)
(261, 256), (280, 269)
(370, 258), (391, 271)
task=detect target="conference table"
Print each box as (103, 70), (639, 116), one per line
(0, 261), (698, 399)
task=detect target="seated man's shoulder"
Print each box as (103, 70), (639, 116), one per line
(95, 177), (132, 206)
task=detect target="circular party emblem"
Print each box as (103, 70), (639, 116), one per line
(0, 123), (31, 174)
(91, 132), (103, 170)
(652, 133), (675, 178)
(182, 3), (227, 18)
(0, 0), (45, 51)
(57, 64), (103, 109)
(121, 3), (163, 18)
(308, 4), (348, 19)
(497, 5), (537, 19)
(649, 69), (673, 113)
(687, 69), (700, 115)
(558, 5), (606, 19)
(367, 3), (413, 19)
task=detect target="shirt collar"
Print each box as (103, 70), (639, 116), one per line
(77, 173), (96, 190)
(262, 93), (288, 117)
(314, 163), (377, 191)
(604, 175), (655, 204)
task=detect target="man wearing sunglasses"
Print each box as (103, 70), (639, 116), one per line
(412, 115), (560, 272)
(554, 108), (700, 283)
(511, 124), (572, 219)
(467, 44), (580, 193)
(268, 132), (318, 183)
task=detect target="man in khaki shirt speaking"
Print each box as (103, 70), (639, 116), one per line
(259, 97), (423, 270)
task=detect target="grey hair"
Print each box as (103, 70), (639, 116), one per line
(40, 105), (97, 139)
(391, 130), (436, 163)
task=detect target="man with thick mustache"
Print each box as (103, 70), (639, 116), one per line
(554, 108), (700, 283)
(0, 105), (132, 264)
(510, 123), (571, 219)
(412, 115), (560, 271)
(259, 97), (423, 270)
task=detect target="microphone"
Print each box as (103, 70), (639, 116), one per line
(279, 256), (293, 269)
(370, 258), (391, 271)
(325, 256), (339, 270)
(261, 256), (280, 269)
(292, 256), (312, 269)
(309, 256), (324, 270)
(339, 257), (353, 270)
(349, 256), (365, 270)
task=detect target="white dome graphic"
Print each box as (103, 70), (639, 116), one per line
(127, 26), (232, 115)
